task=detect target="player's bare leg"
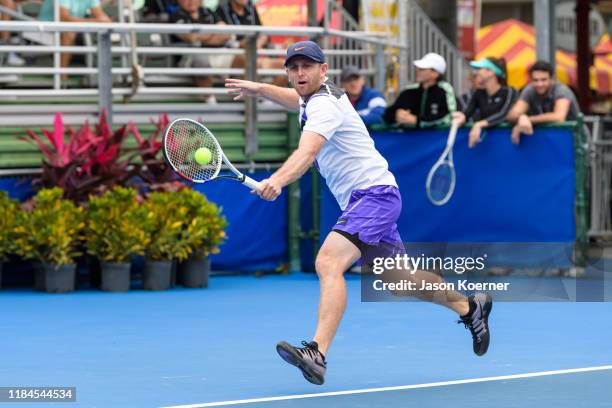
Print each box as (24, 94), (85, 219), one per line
(384, 266), (469, 315)
(312, 231), (361, 355)
(384, 265), (492, 356)
(276, 231), (360, 385)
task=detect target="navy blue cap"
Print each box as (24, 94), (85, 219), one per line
(284, 41), (325, 66)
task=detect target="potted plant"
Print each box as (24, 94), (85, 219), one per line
(14, 188), (84, 293)
(85, 187), (149, 292)
(0, 192), (21, 288)
(175, 189), (227, 288)
(141, 191), (194, 290)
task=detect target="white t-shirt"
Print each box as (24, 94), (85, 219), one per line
(300, 82), (397, 210)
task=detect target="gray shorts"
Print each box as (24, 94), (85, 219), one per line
(179, 54), (235, 70)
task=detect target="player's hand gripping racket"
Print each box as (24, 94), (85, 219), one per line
(163, 118), (262, 191)
(425, 121), (458, 206)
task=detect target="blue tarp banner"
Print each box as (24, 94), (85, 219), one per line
(321, 127), (576, 243)
(193, 171), (287, 271)
(0, 127), (578, 272)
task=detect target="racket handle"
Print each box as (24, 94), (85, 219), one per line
(242, 175), (262, 191)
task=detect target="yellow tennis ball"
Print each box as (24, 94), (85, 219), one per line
(194, 147), (212, 165)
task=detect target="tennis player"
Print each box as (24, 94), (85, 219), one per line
(225, 41), (493, 385)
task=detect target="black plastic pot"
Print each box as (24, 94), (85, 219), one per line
(179, 255), (210, 288)
(143, 260), (173, 290)
(101, 262), (131, 292)
(38, 263), (76, 293)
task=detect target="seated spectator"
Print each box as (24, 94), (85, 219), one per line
(38, 0), (112, 80)
(453, 57), (518, 148)
(215, 0), (286, 86)
(169, 0), (231, 104)
(0, 0), (26, 66)
(506, 60), (580, 144)
(142, 0), (178, 21)
(383, 53), (456, 128)
(340, 66), (386, 126)
(457, 71), (477, 111)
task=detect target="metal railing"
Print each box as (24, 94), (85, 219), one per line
(406, 0), (468, 94)
(0, 21), (406, 156)
(587, 116), (612, 239)
(321, 1), (377, 88)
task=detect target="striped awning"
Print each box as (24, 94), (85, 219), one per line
(595, 33), (612, 55)
(476, 19), (612, 95)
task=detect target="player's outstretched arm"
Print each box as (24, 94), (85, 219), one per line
(225, 78), (300, 110)
(256, 131), (326, 201)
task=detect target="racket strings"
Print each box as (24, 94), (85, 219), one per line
(165, 120), (222, 182)
(428, 163), (454, 204)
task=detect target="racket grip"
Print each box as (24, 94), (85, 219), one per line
(242, 175), (262, 191)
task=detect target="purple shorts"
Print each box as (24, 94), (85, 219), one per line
(332, 185), (405, 257)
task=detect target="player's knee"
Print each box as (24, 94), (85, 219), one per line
(383, 268), (416, 297)
(315, 250), (344, 278)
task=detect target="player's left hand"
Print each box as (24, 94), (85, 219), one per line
(255, 178), (282, 201)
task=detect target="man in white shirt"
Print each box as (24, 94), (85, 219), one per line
(225, 41), (492, 385)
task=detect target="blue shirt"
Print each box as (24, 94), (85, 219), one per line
(350, 86), (387, 126)
(39, 0), (100, 21)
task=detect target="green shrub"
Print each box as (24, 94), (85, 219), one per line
(143, 190), (226, 261)
(14, 188), (84, 266)
(0, 191), (21, 262)
(85, 187), (150, 263)
(176, 189), (227, 258)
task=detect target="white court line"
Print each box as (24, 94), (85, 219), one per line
(162, 365), (612, 408)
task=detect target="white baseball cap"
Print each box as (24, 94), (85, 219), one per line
(413, 53), (447, 74)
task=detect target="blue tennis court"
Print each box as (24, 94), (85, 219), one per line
(2, 272), (611, 407)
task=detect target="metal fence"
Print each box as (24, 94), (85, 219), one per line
(405, 0), (468, 95)
(588, 116), (612, 240)
(0, 21), (405, 156)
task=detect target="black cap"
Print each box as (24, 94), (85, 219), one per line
(340, 66), (361, 82)
(284, 41), (325, 66)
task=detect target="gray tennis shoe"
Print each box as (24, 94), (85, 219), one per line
(276, 340), (327, 385)
(458, 293), (493, 356)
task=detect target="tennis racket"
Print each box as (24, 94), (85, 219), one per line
(163, 118), (262, 191)
(425, 121), (458, 206)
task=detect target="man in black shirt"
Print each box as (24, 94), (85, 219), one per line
(142, 0), (179, 21)
(383, 53), (456, 128)
(216, 0), (267, 48)
(169, 0), (231, 102)
(215, 0), (286, 86)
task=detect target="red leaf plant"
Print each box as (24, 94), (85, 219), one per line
(125, 113), (182, 192)
(21, 111), (134, 203)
